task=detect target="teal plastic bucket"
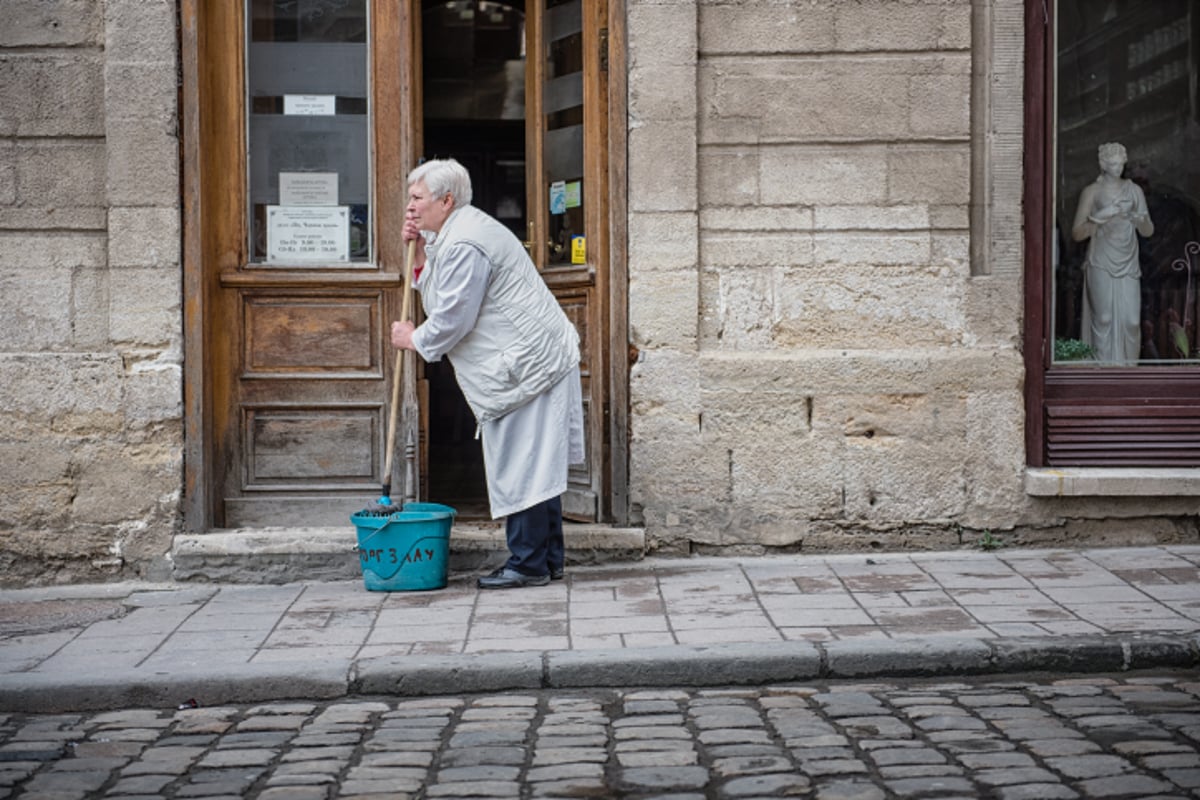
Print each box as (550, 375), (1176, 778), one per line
(351, 502), (456, 591)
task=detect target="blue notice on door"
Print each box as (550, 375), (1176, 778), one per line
(549, 181), (567, 215)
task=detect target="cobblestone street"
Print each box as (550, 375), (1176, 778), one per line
(1, 671), (1197, 799)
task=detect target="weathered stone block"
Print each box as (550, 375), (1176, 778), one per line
(931, 232), (969, 266)
(629, 211), (699, 272)
(699, 392), (845, 521)
(965, 275), (1023, 349)
(772, 267), (967, 349)
(0, 142), (14, 205)
(699, 349), (1023, 401)
(630, 270), (699, 348)
(840, 438), (970, 523)
(104, 0), (176, 64)
(13, 140), (106, 209)
(962, 389), (1026, 523)
(0, 231), (106, 270)
(629, 418), (730, 525)
(819, 392), (970, 521)
(701, 206), (813, 231)
(699, 1), (835, 54)
(888, 145), (970, 204)
(702, 231), (814, 269)
(698, 265), (775, 349)
(71, 265), (110, 349)
(814, 205), (929, 231)
(0, 0), (102, 47)
(730, 439), (845, 519)
(0, 208), (108, 231)
(698, 147), (760, 207)
(629, 121), (697, 213)
(0, 54), (105, 137)
(123, 356), (184, 428)
(909, 69), (970, 137)
(630, 65), (698, 122)
(0, 353), (123, 418)
(813, 231), (931, 267)
(0, 439), (72, 492)
(72, 445), (180, 525)
(700, 58), (913, 143)
(107, 268), (181, 346)
(0, 267), (74, 350)
(761, 146), (889, 206)
(108, 207), (181, 268)
(104, 119), (180, 208)
(833, 0), (971, 52)
(630, 348), (701, 413)
(104, 61), (178, 123)
(629, 2), (697, 67)
(929, 204), (969, 229)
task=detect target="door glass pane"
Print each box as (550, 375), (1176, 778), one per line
(1054, 1), (1200, 366)
(247, 0), (370, 265)
(422, 0), (528, 239)
(543, 0), (584, 268)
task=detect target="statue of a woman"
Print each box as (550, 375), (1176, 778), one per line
(1071, 142), (1154, 364)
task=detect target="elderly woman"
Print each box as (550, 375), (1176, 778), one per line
(390, 159), (584, 589)
(1071, 142), (1155, 364)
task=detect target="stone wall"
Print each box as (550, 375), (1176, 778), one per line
(624, 0), (1197, 553)
(0, 0), (182, 585)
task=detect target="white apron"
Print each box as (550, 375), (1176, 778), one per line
(480, 366), (585, 519)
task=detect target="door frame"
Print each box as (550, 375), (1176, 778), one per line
(179, 0), (629, 530)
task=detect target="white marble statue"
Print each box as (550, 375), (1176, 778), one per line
(1071, 142), (1154, 364)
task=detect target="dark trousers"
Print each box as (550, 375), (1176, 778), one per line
(504, 495), (564, 577)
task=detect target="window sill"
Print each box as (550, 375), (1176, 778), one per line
(1025, 467), (1200, 497)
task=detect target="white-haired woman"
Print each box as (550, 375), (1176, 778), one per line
(391, 158), (584, 589)
(1071, 142), (1154, 364)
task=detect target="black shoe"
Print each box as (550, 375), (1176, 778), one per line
(550, 566), (565, 581)
(477, 567), (550, 589)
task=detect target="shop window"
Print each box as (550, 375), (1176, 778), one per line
(1054, 1), (1200, 368)
(1026, 0), (1200, 466)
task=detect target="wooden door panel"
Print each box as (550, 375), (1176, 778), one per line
(244, 407), (378, 485)
(554, 284), (597, 518)
(243, 295), (379, 374)
(224, 286), (391, 524)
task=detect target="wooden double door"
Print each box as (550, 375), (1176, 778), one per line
(182, 0), (622, 529)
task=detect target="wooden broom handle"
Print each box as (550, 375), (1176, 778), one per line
(383, 239), (417, 482)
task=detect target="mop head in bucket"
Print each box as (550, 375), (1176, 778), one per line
(358, 494), (401, 517)
(351, 502), (456, 591)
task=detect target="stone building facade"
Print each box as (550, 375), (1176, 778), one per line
(1, 0), (1197, 586)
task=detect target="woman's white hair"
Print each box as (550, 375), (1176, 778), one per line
(408, 158), (473, 207)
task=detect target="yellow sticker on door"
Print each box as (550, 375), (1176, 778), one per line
(571, 236), (586, 264)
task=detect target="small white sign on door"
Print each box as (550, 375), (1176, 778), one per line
(280, 172), (339, 206)
(284, 94), (337, 115)
(267, 205), (350, 263)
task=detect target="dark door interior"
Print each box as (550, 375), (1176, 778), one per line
(421, 0), (528, 518)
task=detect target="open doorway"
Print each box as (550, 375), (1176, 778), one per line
(420, 0), (528, 519)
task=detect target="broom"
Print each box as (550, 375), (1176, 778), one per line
(361, 238), (417, 516)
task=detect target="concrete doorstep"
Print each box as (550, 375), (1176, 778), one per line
(170, 522), (647, 583)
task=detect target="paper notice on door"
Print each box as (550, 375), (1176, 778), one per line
(280, 172), (339, 206)
(267, 205), (350, 263)
(565, 180), (582, 209)
(549, 181), (567, 215)
(284, 94), (337, 115)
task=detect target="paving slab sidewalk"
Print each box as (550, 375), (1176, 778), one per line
(0, 545), (1197, 713)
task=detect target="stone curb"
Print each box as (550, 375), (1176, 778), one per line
(2, 633), (1196, 714)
